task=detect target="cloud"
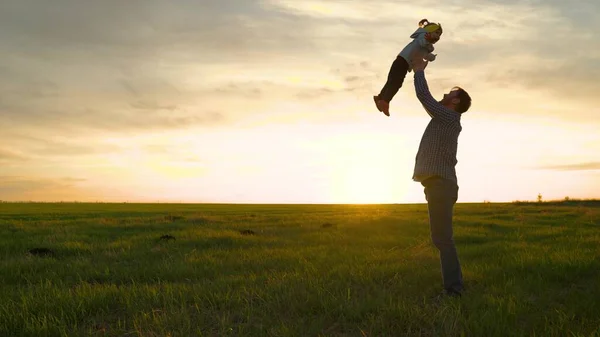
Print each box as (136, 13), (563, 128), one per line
(61, 177), (87, 183)
(140, 143), (204, 163)
(483, 55), (600, 99)
(263, 0), (396, 21)
(213, 83), (264, 99)
(201, 68), (371, 102)
(538, 162), (600, 171)
(0, 0), (317, 66)
(0, 176), (87, 201)
(0, 85), (227, 135)
(262, 0), (561, 36)
(0, 135), (125, 168)
(0, 0), (285, 135)
(259, 0), (600, 118)
(6, 136), (123, 158)
(0, 148), (29, 163)
(3, 0), (595, 135)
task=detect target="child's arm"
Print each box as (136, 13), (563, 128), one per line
(424, 53), (437, 61)
(416, 33), (437, 61)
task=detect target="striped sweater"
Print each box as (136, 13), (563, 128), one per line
(412, 70), (462, 184)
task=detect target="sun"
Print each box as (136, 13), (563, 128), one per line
(324, 143), (412, 204)
(330, 165), (396, 204)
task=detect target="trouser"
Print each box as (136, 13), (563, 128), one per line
(421, 176), (463, 291)
(377, 56), (409, 103)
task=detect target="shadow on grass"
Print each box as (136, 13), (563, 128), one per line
(172, 235), (260, 251)
(455, 234), (505, 246)
(493, 258), (600, 313)
(78, 216), (215, 239)
(458, 220), (518, 233)
(523, 230), (577, 243)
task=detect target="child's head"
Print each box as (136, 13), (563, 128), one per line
(418, 18), (443, 43)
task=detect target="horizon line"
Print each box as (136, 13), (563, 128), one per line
(1, 199), (598, 205)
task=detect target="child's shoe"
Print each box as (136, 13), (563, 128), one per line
(378, 100), (390, 116)
(373, 95), (382, 112)
(373, 96), (390, 116)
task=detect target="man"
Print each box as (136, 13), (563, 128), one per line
(410, 54), (472, 297)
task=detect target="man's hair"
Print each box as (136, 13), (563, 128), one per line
(453, 87), (471, 113)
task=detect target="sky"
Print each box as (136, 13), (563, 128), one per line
(1, 0), (599, 204)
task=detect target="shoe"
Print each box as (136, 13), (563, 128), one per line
(444, 287), (462, 297)
(373, 95), (382, 112)
(373, 96), (390, 116)
(379, 100), (390, 116)
(377, 100), (390, 117)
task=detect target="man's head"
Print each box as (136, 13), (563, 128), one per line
(441, 87), (471, 113)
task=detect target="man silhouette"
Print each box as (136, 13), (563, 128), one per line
(410, 53), (472, 297)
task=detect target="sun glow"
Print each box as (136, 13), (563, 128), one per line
(329, 164), (399, 204)
(314, 132), (414, 204)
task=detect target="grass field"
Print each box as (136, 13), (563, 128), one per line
(1, 201), (599, 337)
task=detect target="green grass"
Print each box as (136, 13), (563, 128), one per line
(1, 202), (599, 337)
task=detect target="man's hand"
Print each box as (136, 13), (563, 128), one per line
(412, 54), (429, 72)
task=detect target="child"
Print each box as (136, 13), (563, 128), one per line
(374, 19), (443, 116)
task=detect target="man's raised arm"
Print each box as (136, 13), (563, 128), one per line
(413, 70), (458, 122)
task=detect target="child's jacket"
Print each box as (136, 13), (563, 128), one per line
(398, 27), (437, 72)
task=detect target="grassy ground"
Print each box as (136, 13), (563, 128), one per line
(0, 202), (599, 337)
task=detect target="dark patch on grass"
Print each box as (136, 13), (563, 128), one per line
(485, 222), (516, 234)
(92, 322), (109, 335)
(164, 215), (185, 221)
(28, 247), (55, 257)
(455, 234), (498, 245)
(524, 229), (579, 243)
(187, 217), (213, 226)
(240, 230), (255, 236)
(487, 214), (515, 221)
(511, 259), (600, 288)
(178, 236), (250, 251)
(82, 222), (189, 241)
(457, 221), (515, 235)
(81, 277), (111, 286)
(321, 223), (337, 228)
(159, 235), (176, 241)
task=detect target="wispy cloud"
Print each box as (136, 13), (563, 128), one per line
(538, 162), (600, 171)
(0, 149), (29, 163)
(3, 136), (122, 158)
(2, 0), (598, 132)
(0, 176), (86, 200)
(258, 0), (600, 113)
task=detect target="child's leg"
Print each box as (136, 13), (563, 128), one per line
(377, 57), (410, 103)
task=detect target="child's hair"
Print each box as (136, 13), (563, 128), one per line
(418, 19), (430, 28)
(418, 18), (442, 33)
